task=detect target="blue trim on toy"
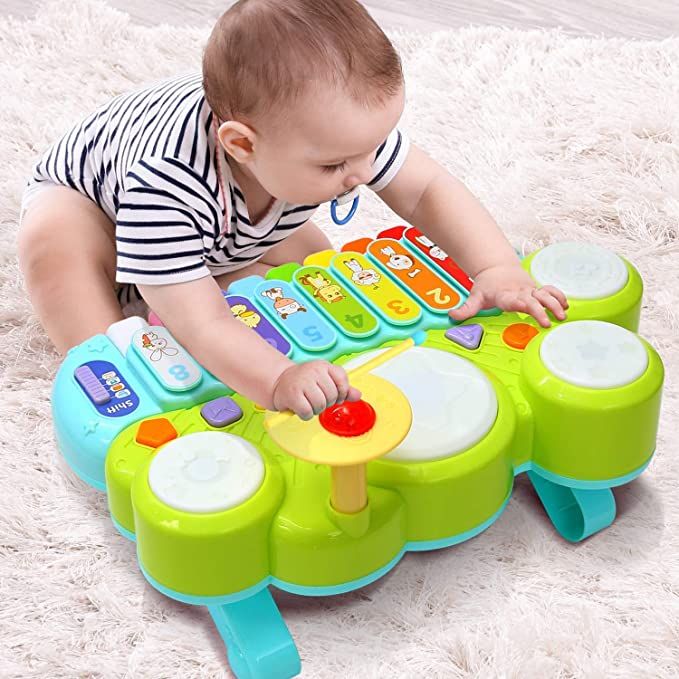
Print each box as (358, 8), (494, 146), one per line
(60, 441), (107, 492)
(121, 493), (511, 608)
(112, 517), (136, 542)
(475, 306), (503, 317)
(405, 493), (510, 553)
(330, 195), (359, 225)
(112, 454), (653, 592)
(124, 490), (511, 679)
(411, 329), (428, 346)
(513, 455), (652, 489)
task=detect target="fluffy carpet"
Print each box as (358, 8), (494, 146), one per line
(1, 1), (678, 677)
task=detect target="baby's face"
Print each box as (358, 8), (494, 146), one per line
(251, 84), (405, 205)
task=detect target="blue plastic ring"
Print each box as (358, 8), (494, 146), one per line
(330, 195), (359, 225)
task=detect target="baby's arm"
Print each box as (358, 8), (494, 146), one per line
(377, 144), (568, 327)
(138, 276), (360, 418)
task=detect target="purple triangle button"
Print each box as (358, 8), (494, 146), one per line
(445, 324), (484, 350)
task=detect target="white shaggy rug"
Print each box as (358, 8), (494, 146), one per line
(2, 1), (679, 677)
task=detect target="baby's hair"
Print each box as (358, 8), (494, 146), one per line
(202, 0), (403, 128)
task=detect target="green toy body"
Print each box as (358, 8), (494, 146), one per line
(52, 229), (664, 678)
(106, 313), (662, 599)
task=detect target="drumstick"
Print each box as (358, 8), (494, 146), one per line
(265, 330), (427, 429)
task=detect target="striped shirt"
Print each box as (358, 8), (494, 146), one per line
(29, 73), (410, 286)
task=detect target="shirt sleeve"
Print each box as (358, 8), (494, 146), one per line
(115, 156), (222, 286)
(367, 127), (411, 193)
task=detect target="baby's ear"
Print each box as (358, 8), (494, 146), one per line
(217, 121), (256, 162)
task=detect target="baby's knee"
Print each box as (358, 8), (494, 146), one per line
(17, 219), (53, 286)
(18, 211), (116, 290)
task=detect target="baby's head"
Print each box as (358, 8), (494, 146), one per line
(203, 0), (404, 205)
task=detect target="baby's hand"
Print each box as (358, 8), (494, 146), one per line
(449, 264), (569, 328)
(272, 361), (362, 421)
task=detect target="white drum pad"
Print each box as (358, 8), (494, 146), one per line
(344, 347), (498, 462)
(540, 320), (648, 389)
(530, 242), (628, 299)
(148, 432), (265, 513)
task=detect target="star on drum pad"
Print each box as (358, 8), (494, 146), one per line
(573, 261), (599, 277)
(577, 340), (608, 361)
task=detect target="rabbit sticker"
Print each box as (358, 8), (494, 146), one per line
(262, 287), (307, 319)
(415, 234), (448, 261)
(380, 246), (422, 278)
(140, 331), (179, 362)
(343, 258), (381, 287)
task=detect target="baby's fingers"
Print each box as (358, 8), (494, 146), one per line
(538, 285), (569, 310)
(302, 383), (330, 418)
(524, 295), (551, 328)
(328, 364), (362, 404)
(328, 364), (350, 404)
(316, 367), (341, 408)
(289, 392), (315, 421)
(497, 289), (550, 327)
(346, 386), (362, 402)
(449, 288), (484, 322)
(532, 288), (567, 321)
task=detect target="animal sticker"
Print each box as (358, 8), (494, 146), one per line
(343, 258), (382, 287)
(299, 271), (345, 303)
(140, 331), (179, 362)
(261, 287), (307, 319)
(415, 234), (448, 261)
(230, 303), (261, 328)
(380, 246), (422, 278)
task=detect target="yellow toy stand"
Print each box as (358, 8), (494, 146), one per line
(264, 338), (417, 513)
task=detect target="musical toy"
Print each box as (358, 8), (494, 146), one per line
(52, 225), (664, 679)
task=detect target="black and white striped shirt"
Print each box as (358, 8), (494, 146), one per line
(29, 73), (410, 286)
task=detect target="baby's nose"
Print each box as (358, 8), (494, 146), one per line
(343, 168), (372, 190)
(344, 156), (374, 189)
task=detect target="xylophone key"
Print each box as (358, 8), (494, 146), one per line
(294, 266), (379, 339)
(255, 280), (338, 352)
(400, 227), (474, 292)
(130, 327), (203, 392)
(366, 239), (462, 314)
(332, 252), (422, 326)
(224, 294), (292, 356)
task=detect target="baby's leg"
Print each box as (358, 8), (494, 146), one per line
(212, 220), (332, 290)
(17, 185), (124, 355)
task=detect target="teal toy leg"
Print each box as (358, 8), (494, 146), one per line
(527, 471), (617, 542)
(207, 588), (301, 679)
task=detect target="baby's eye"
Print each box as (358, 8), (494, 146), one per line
(320, 161), (347, 174)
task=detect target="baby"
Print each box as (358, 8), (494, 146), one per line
(18, 0), (567, 420)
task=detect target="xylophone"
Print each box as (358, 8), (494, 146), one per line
(53, 226), (664, 679)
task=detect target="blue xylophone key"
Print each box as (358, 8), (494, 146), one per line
(255, 280), (338, 353)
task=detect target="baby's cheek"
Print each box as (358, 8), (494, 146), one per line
(293, 175), (333, 203)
